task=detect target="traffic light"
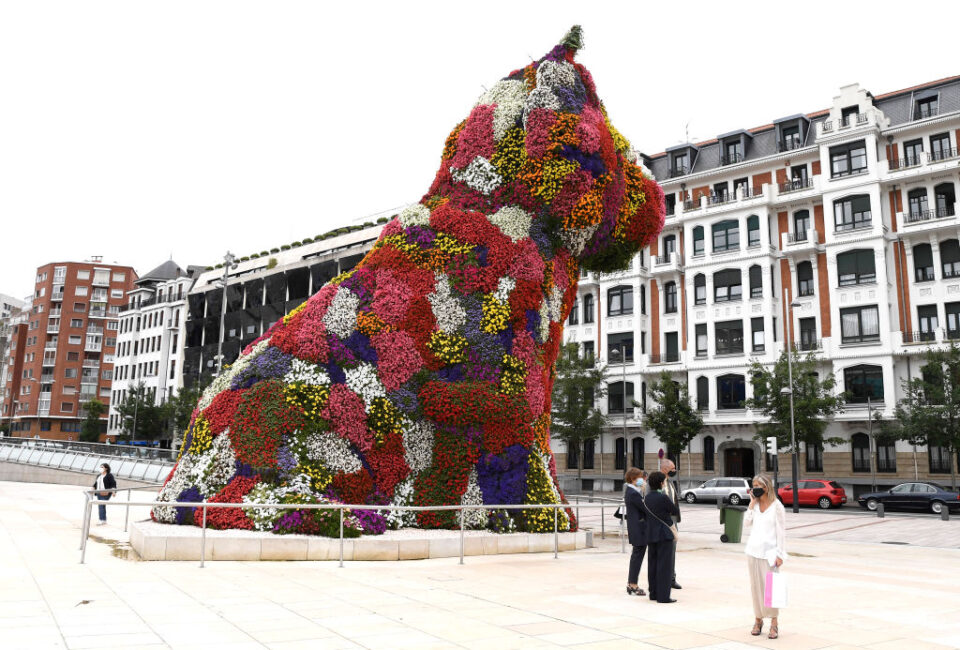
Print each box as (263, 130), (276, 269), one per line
(766, 436), (778, 456)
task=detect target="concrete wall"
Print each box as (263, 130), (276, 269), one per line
(0, 461), (160, 489)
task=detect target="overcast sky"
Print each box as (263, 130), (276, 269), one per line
(1, 1), (956, 296)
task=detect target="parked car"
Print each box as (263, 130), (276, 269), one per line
(777, 480), (847, 509)
(857, 482), (960, 515)
(682, 477), (751, 505)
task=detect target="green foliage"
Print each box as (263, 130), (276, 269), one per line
(79, 399), (107, 442)
(745, 350), (845, 451)
(280, 244), (291, 251)
(266, 257), (278, 270)
(239, 256), (249, 262)
(167, 382), (206, 448)
(641, 371), (703, 461)
(291, 241), (302, 247)
(115, 382), (170, 442)
(550, 343), (607, 487)
(376, 216), (388, 224)
(270, 247), (280, 254)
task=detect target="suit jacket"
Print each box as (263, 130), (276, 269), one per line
(644, 491), (680, 544)
(624, 485), (648, 547)
(664, 476), (682, 523)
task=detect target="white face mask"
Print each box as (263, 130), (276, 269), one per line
(635, 478), (645, 487)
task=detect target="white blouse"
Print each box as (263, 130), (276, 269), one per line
(744, 500), (786, 566)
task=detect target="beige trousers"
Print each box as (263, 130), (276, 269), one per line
(747, 556), (779, 619)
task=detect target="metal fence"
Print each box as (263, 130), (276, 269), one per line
(0, 437), (176, 461)
(0, 441), (173, 483)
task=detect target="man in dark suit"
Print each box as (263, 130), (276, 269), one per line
(659, 458), (682, 590)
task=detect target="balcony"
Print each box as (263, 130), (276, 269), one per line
(929, 147), (959, 164)
(38, 399), (51, 417)
(49, 308), (61, 318)
(82, 359), (100, 368)
(87, 325), (104, 335)
(902, 330), (938, 345)
(796, 339), (822, 352)
(835, 216), (872, 234)
(89, 308), (107, 319)
(707, 192), (733, 206)
(669, 167), (689, 178)
(719, 153), (743, 166)
(651, 252), (684, 276)
(84, 342), (102, 353)
(777, 139), (804, 153)
(780, 229), (821, 254)
(44, 341), (58, 351)
(41, 353), (56, 366)
(46, 323), (60, 334)
(817, 110), (876, 138)
(902, 204), (957, 228)
(915, 105), (939, 120)
(888, 156), (923, 172)
(51, 291), (65, 302)
(648, 352), (681, 365)
(778, 178), (815, 195)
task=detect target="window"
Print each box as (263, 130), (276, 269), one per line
(607, 286), (633, 316)
(747, 215), (760, 247)
(694, 274), (706, 305)
(841, 105), (859, 126)
(797, 261), (814, 297)
(662, 234), (676, 259)
(608, 381), (634, 414)
(641, 382), (647, 413)
(946, 302), (960, 340)
(935, 183), (956, 217)
(583, 294), (594, 323)
(77, 270), (90, 280)
(781, 125), (801, 150)
(877, 441), (897, 472)
(929, 444), (952, 473)
(70, 318), (82, 328)
(695, 324), (707, 357)
(834, 195), (872, 231)
(608, 332), (633, 363)
(713, 181), (729, 202)
(713, 269), (742, 302)
(793, 210), (810, 240)
(640, 285), (646, 315)
(61, 402), (75, 413)
(568, 300), (578, 325)
(806, 442), (823, 472)
(664, 332), (679, 362)
(664, 194), (676, 216)
(903, 139), (924, 167)
(703, 435), (715, 471)
(582, 440), (595, 470)
(791, 164), (808, 185)
(696, 376), (708, 411)
(111, 289), (124, 299)
(799, 317), (817, 350)
(672, 152), (688, 175)
(725, 140), (742, 165)
(844, 365), (884, 403)
(582, 341), (594, 361)
(930, 133), (952, 162)
(749, 265), (762, 299)
(614, 437), (626, 471)
(916, 96), (938, 119)
(734, 177), (748, 196)
(113, 272), (126, 282)
(632, 437), (644, 469)
(664, 281), (677, 313)
(712, 220), (740, 252)
(716, 374), (746, 409)
(840, 306), (880, 344)
(68, 335), (81, 345)
(73, 302), (87, 313)
(692, 226), (704, 256)
(715, 320), (744, 355)
(837, 249), (876, 285)
(908, 188), (929, 219)
(75, 286), (88, 297)
(751, 317), (765, 352)
(830, 140), (868, 177)
(851, 433), (870, 472)
(918, 305), (938, 341)
(914, 243), (935, 282)
(639, 332), (645, 354)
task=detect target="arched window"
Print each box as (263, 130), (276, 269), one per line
(568, 299), (579, 325)
(632, 437), (644, 469)
(583, 439), (595, 469)
(851, 433), (870, 472)
(914, 243), (935, 282)
(806, 442), (823, 472)
(608, 285), (633, 316)
(793, 210), (810, 240)
(615, 437), (626, 471)
(716, 374), (746, 409)
(747, 215), (760, 247)
(941, 240), (960, 278)
(692, 225), (705, 256)
(583, 293), (595, 323)
(696, 376), (709, 411)
(908, 187), (929, 219)
(608, 381), (635, 414)
(837, 249), (876, 285)
(935, 182), (956, 218)
(749, 265), (762, 298)
(797, 261), (814, 296)
(712, 219), (740, 252)
(694, 274), (706, 305)
(714, 269), (742, 302)
(703, 435), (715, 471)
(844, 365), (884, 403)
(664, 281), (677, 313)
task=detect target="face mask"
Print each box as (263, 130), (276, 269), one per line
(752, 487), (765, 498)
(667, 470), (677, 477)
(635, 478), (645, 487)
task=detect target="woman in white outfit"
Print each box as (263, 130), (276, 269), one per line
(744, 473), (785, 639)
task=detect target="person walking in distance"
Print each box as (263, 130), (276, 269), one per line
(93, 463), (116, 525)
(623, 468), (649, 596)
(644, 471), (680, 603)
(745, 473), (786, 640)
(659, 458), (682, 590)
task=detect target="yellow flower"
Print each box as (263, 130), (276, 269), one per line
(481, 295), (510, 333)
(500, 354), (527, 395)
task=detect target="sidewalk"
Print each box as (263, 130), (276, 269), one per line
(1, 481), (959, 649)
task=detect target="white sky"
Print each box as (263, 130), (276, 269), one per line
(1, 1), (957, 295)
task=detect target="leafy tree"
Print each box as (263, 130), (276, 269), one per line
(746, 350), (845, 453)
(551, 343), (607, 491)
(166, 382), (205, 448)
(115, 382), (169, 442)
(79, 398), (108, 442)
(641, 371), (703, 465)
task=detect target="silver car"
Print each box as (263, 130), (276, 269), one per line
(682, 477), (751, 505)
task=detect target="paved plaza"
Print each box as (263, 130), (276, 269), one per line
(1, 481), (959, 649)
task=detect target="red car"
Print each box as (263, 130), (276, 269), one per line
(777, 480), (847, 509)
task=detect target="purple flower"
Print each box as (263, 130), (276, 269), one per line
(273, 509), (305, 533)
(353, 509), (387, 535)
(231, 346), (293, 390)
(407, 226), (436, 245)
(176, 486), (204, 525)
(388, 387), (419, 414)
(327, 336), (357, 367)
(276, 445), (297, 474)
(477, 445), (529, 506)
(233, 459), (256, 478)
(344, 331), (378, 364)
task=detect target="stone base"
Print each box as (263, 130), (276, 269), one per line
(129, 520), (590, 561)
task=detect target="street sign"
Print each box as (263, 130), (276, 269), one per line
(658, 448), (664, 459)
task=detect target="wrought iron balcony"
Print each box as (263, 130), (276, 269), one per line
(669, 166), (689, 178)
(928, 147), (958, 163)
(777, 139), (803, 152)
(719, 153), (743, 166)
(889, 156), (923, 171)
(779, 178), (814, 194)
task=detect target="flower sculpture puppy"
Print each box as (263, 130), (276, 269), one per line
(154, 26), (665, 535)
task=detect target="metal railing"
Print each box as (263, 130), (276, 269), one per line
(779, 178), (814, 194)
(929, 147), (958, 163)
(0, 442), (172, 485)
(669, 167), (689, 178)
(777, 139), (803, 152)
(0, 437), (176, 461)
(719, 153), (742, 166)
(78, 495), (627, 567)
(889, 156), (923, 171)
(835, 217), (872, 232)
(787, 231), (809, 244)
(649, 352), (680, 364)
(708, 192), (731, 205)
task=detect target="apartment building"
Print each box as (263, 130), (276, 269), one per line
(0, 297), (29, 433)
(1, 260), (137, 440)
(556, 76), (960, 496)
(107, 261), (193, 438)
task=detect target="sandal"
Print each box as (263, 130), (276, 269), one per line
(750, 620), (763, 636)
(768, 624), (778, 640)
(626, 585), (646, 596)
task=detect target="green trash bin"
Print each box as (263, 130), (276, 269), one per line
(719, 505), (747, 543)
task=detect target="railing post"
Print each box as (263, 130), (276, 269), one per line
(79, 492), (91, 550)
(338, 508), (344, 568)
(124, 488), (131, 533)
(80, 498), (92, 564)
(199, 501), (208, 568)
(459, 507), (465, 565)
(553, 506), (558, 559)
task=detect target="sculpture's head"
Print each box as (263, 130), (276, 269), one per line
(425, 26), (665, 273)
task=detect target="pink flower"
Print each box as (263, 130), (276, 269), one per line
(371, 330), (423, 391)
(525, 109), (556, 159)
(371, 269), (411, 326)
(576, 107), (603, 154)
(508, 240), (546, 282)
(322, 384), (373, 453)
(451, 105), (496, 170)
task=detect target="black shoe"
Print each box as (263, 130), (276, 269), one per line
(658, 598), (677, 603)
(626, 585), (646, 596)
(671, 582), (682, 590)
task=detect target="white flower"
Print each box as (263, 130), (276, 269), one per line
(460, 469), (487, 529)
(427, 273), (466, 334)
(284, 358), (330, 386)
(188, 433), (236, 498)
(523, 86), (561, 127)
(488, 206), (532, 243)
(450, 156), (502, 195)
(304, 430), (363, 474)
(243, 483), (284, 532)
(197, 339), (270, 411)
(493, 102), (525, 141)
(345, 363), (386, 410)
(536, 60), (577, 90)
(398, 203), (431, 228)
(322, 286), (359, 339)
(548, 286), (564, 324)
(153, 456), (195, 523)
(402, 419), (434, 475)
(537, 450), (562, 503)
(494, 276), (516, 304)
(479, 79), (528, 142)
(386, 478), (416, 529)
(560, 223), (599, 257)
(538, 300), (551, 342)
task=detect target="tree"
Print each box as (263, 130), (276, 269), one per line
(641, 371), (703, 466)
(551, 343), (607, 491)
(115, 382), (169, 442)
(886, 344), (960, 490)
(746, 350), (845, 454)
(79, 398), (107, 442)
(166, 382), (205, 449)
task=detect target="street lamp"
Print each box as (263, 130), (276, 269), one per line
(610, 345), (628, 474)
(215, 252), (239, 376)
(782, 287), (802, 514)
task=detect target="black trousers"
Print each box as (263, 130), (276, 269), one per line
(647, 539), (674, 602)
(627, 544), (646, 585)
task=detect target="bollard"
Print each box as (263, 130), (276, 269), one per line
(601, 504), (605, 540)
(877, 503), (885, 518)
(941, 506), (950, 522)
(124, 488), (131, 533)
(80, 499), (92, 564)
(553, 506), (558, 559)
(79, 492), (92, 550)
(459, 508), (465, 565)
(338, 508), (344, 568)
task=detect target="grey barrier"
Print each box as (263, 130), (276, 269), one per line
(0, 436), (176, 461)
(0, 441), (173, 483)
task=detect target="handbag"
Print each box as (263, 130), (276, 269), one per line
(764, 571), (788, 608)
(648, 510), (679, 542)
(613, 504), (625, 520)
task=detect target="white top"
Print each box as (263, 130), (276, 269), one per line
(744, 499), (786, 566)
(96, 474), (105, 491)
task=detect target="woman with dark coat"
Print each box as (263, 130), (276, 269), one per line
(623, 467), (649, 596)
(645, 471), (680, 603)
(93, 463), (117, 525)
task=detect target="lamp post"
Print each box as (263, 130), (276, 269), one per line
(868, 396), (876, 492)
(783, 287), (802, 514)
(215, 252), (238, 376)
(610, 346), (628, 474)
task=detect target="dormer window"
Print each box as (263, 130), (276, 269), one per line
(724, 141), (742, 165)
(671, 152), (689, 177)
(781, 125), (801, 150)
(841, 105), (860, 127)
(916, 96), (938, 120)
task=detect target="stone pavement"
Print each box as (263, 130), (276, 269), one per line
(1, 481), (960, 649)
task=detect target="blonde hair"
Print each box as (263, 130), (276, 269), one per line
(752, 473), (776, 503)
